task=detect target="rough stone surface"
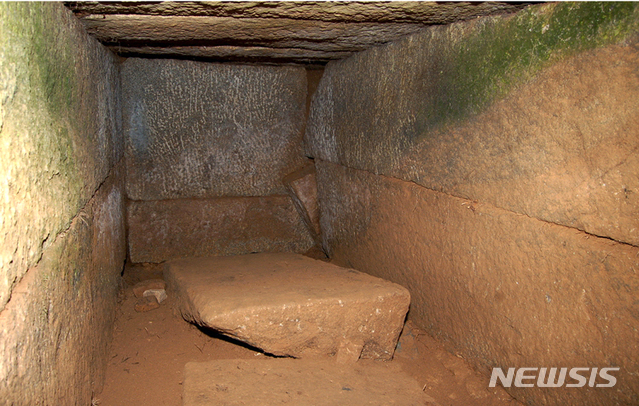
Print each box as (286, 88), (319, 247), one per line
(132, 279), (167, 299)
(122, 58), (307, 201)
(127, 196), (314, 263)
(315, 161), (639, 406)
(335, 339), (364, 365)
(164, 253), (410, 359)
(0, 4), (125, 405)
(81, 15), (431, 51)
(135, 296), (160, 313)
(66, 2), (526, 64)
(303, 246), (329, 262)
(183, 359), (438, 406)
(283, 164), (322, 244)
(306, 2), (639, 247)
(66, 2), (523, 23)
(0, 2), (122, 312)
(0, 165), (126, 405)
(143, 289), (167, 304)
(122, 263), (165, 286)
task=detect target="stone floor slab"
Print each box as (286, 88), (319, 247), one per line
(183, 359), (438, 406)
(164, 253), (410, 359)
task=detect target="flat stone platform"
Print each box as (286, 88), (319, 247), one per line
(164, 253), (410, 359)
(183, 359), (438, 406)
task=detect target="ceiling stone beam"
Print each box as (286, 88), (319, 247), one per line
(110, 45), (351, 64)
(66, 1), (526, 23)
(65, 1), (530, 64)
(80, 15), (430, 50)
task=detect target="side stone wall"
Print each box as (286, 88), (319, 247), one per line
(0, 3), (126, 404)
(306, 3), (639, 405)
(122, 59), (314, 261)
(307, 2), (639, 247)
(0, 165), (126, 405)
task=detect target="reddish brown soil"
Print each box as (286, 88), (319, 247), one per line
(96, 264), (521, 406)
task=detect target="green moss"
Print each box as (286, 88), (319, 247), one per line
(1, 2), (85, 186)
(27, 3), (77, 116)
(421, 2), (639, 134)
(0, 2), (98, 284)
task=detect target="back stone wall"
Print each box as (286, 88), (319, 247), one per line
(122, 59), (314, 262)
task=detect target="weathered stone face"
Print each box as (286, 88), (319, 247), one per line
(0, 165), (126, 405)
(0, 2), (122, 313)
(164, 253), (410, 360)
(122, 58), (308, 201)
(127, 197), (314, 263)
(306, 2), (639, 247)
(305, 3), (639, 405)
(0, 4), (126, 404)
(65, 1), (527, 64)
(316, 161), (639, 406)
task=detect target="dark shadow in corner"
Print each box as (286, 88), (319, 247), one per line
(195, 324), (293, 359)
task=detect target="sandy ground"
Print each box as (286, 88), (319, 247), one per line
(96, 264), (520, 406)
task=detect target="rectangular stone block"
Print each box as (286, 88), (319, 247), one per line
(122, 58), (308, 201)
(127, 196), (314, 263)
(164, 253), (410, 360)
(316, 160), (639, 406)
(184, 359), (437, 406)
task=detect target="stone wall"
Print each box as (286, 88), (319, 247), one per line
(0, 3), (126, 404)
(306, 3), (639, 405)
(127, 196), (313, 263)
(307, 2), (639, 247)
(0, 165), (126, 405)
(122, 58), (314, 261)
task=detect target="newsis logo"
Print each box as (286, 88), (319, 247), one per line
(489, 367), (620, 388)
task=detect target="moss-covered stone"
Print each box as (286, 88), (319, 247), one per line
(306, 1), (639, 246)
(0, 3), (125, 404)
(427, 2), (639, 131)
(308, 2), (639, 163)
(306, 4), (639, 405)
(0, 2), (122, 311)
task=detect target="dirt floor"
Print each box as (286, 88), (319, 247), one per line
(96, 263), (521, 406)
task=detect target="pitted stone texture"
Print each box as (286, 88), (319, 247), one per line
(122, 58), (307, 201)
(164, 253), (410, 359)
(127, 196), (314, 263)
(283, 164), (321, 244)
(183, 359), (438, 406)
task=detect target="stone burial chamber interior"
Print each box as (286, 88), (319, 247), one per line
(1, 1), (639, 405)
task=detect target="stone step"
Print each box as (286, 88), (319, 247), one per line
(183, 359), (439, 406)
(164, 253), (410, 360)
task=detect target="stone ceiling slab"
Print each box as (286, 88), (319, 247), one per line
(65, 1), (529, 64)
